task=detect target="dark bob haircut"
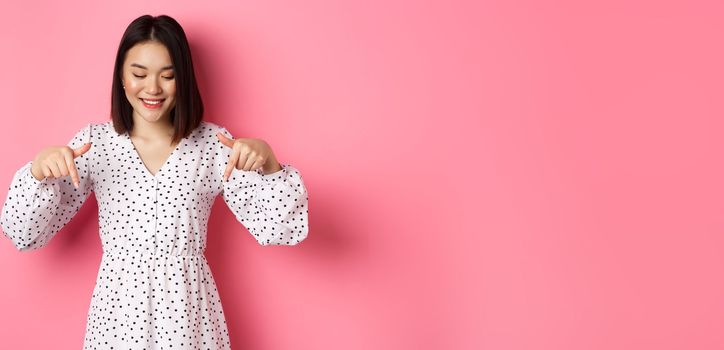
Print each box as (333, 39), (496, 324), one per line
(110, 14), (203, 144)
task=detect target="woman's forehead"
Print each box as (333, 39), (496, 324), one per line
(125, 42), (173, 69)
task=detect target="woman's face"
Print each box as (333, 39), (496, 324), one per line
(121, 41), (177, 125)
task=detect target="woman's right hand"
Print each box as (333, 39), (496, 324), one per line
(30, 142), (92, 188)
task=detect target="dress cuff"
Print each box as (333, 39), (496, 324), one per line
(24, 161), (49, 185)
(256, 163), (288, 183)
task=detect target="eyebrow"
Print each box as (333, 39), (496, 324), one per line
(130, 63), (174, 71)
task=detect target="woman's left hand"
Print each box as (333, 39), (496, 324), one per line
(216, 132), (282, 181)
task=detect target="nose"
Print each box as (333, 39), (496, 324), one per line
(145, 77), (162, 94)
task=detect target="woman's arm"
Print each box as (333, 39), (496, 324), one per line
(215, 127), (309, 246)
(0, 123), (94, 251)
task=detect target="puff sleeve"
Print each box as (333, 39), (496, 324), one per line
(0, 123), (94, 251)
(215, 127), (309, 246)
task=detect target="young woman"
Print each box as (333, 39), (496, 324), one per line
(0, 14), (309, 349)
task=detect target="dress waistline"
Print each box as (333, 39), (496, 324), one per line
(102, 250), (205, 257)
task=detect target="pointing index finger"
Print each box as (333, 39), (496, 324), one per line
(64, 151), (80, 189)
(224, 144), (240, 182)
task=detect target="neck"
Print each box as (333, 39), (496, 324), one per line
(130, 112), (175, 144)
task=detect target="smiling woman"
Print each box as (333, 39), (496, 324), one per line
(0, 14), (309, 350)
(111, 14), (203, 146)
(119, 40), (182, 175)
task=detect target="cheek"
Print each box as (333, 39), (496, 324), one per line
(165, 86), (177, 102)
(125, 81), (144, 93)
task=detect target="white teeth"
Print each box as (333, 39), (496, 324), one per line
(142, 99), (162, 104)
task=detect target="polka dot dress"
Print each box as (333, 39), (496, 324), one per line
(0, 120), (309, 349)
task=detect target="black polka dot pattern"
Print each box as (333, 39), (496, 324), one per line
(0, 120), (309, 349)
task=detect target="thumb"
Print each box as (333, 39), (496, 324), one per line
(73, 142), (92, 158)
(216, 132), (235, 148)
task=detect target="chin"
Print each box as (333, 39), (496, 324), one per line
(135, 110), (166, 123)
(147, 114), (168, 122)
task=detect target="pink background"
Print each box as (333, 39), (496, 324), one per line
(1, 1), (723, 349)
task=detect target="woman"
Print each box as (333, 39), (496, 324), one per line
(0, 14), (309, 349)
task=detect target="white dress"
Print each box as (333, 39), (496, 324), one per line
(0, 120), (309, 349)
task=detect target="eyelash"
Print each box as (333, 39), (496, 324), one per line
(132, 74), (174, 80)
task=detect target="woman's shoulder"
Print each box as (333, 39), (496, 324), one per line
(87, 120), (115, 136)
(198, 120), (226, 134)
(196, 120), (234, 143)
(68, 120), (113, 145)
(193, 121), (229, 151)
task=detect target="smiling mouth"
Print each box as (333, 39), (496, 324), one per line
(140, 98), (165, 108)
(140, 98), (165, 104)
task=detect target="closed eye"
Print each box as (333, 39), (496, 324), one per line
(133, 74), (174, 80)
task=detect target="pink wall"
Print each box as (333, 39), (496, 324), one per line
(1, 1), (723, 349)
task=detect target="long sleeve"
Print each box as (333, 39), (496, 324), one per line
(215, 127), (309, 246)
(0, 123), (94, 252)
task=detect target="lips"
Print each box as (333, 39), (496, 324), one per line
(140, 98), (165, 108)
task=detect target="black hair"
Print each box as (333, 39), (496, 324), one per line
(110, 14), (203, 144)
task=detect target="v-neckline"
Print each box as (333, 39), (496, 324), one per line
(124, 132), (183, 179)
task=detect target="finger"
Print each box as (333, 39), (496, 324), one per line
(233, 142), (251, 171)
(249, 157), (264, 171)
(64, 152), (80, 189)
(73, 142), (92, 158)
(41, 164), (52, 179)
(224, 145), (241, 182)
(47, 161), (62, 178)
(242, 153), (258, 171)
(236, 150), (253, 171)
(216, 132), (235, 148)
(56, 158), (70, 177)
